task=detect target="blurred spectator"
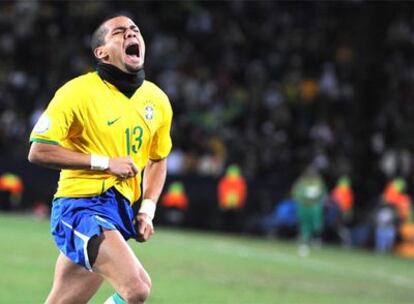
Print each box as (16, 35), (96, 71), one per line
(327, 175), (354, 246)
(218, 164), (247, 232)
(0, 172), (24, 211)
(372, 202), (399, 254)
(166, 149), (186, 175)
(197, 136), (226, 176)
(261, 196), (298, 238)
(370, 177), (413, 254)
(331, 176), (354, 220)
(394, 222), (414, 258)
(160, 181), (188, 226)
(379, 149), (412, 178)
(382, 177), (412, 223)
(292, 167), (327, 255)
(319, 62), (339, 99)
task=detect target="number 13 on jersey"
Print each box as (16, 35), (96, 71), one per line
(125, 125), (143, 155)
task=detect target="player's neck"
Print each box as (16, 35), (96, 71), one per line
(97, 62), (145, 98)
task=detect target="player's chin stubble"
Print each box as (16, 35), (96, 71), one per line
(125, 63), (143, 73)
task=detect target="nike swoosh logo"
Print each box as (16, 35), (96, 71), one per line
(107, 117), (121, 126)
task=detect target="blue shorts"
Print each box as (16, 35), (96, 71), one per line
(50, 187), (137, 271)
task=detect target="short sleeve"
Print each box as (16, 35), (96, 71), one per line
(149, 97), (173, 160)
(30, 84), (82, 145)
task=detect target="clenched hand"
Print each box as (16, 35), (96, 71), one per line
(108, 156), (138, 179)
(135, 213), (154, 242)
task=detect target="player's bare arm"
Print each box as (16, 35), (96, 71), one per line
(136, 158), (167, 242)
(28, 142), (138, 179)
(142, 158), (168, 202)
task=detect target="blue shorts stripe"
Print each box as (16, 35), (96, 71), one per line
(61, 219), (93, 271)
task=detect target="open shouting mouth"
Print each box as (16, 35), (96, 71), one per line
(125, 43), (140, 59)
(123, 38), (145, 70)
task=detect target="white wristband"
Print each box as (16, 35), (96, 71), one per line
(139, 199), (156, 220)
(90, 154), (109, 171)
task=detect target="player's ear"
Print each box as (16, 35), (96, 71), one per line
(94, 46), (107, 60)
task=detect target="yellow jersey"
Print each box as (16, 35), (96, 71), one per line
(30, 72), (172, 204)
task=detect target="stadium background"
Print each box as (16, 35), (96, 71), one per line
(1, 1), (414, 243)
(1, 1), (414, 303)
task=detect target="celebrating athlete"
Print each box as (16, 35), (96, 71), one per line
(28, 15), (172, 304)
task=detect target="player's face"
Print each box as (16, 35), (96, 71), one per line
(100, 16), (146, 73)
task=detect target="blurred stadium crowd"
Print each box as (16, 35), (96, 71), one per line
(2, 1), (414, 251)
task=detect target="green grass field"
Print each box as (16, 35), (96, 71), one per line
(0, 214), (413, 304)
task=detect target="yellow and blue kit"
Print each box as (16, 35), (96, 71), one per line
(30, 70), (172, 269)
(30, 71), (172, 204)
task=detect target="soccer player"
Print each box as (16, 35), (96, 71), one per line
(28, 15), (172, 304)
(292, 166), (327, 256)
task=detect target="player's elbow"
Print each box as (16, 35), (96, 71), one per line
(28, 147), (41, 164)
(28, 143), (48, 165)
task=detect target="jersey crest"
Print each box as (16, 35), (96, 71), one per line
(144, 105), (154, 120)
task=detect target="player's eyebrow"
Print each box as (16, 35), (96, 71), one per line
(112, 25), (139, 33)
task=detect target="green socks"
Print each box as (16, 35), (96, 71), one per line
(104, 292), (126, 304)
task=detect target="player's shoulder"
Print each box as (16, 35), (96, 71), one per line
(56, 72), (99, 95)
(141, 80), (170, 104)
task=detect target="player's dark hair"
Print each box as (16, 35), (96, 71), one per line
(90, 12), (136, 53)
(90, 23), (108, 52)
